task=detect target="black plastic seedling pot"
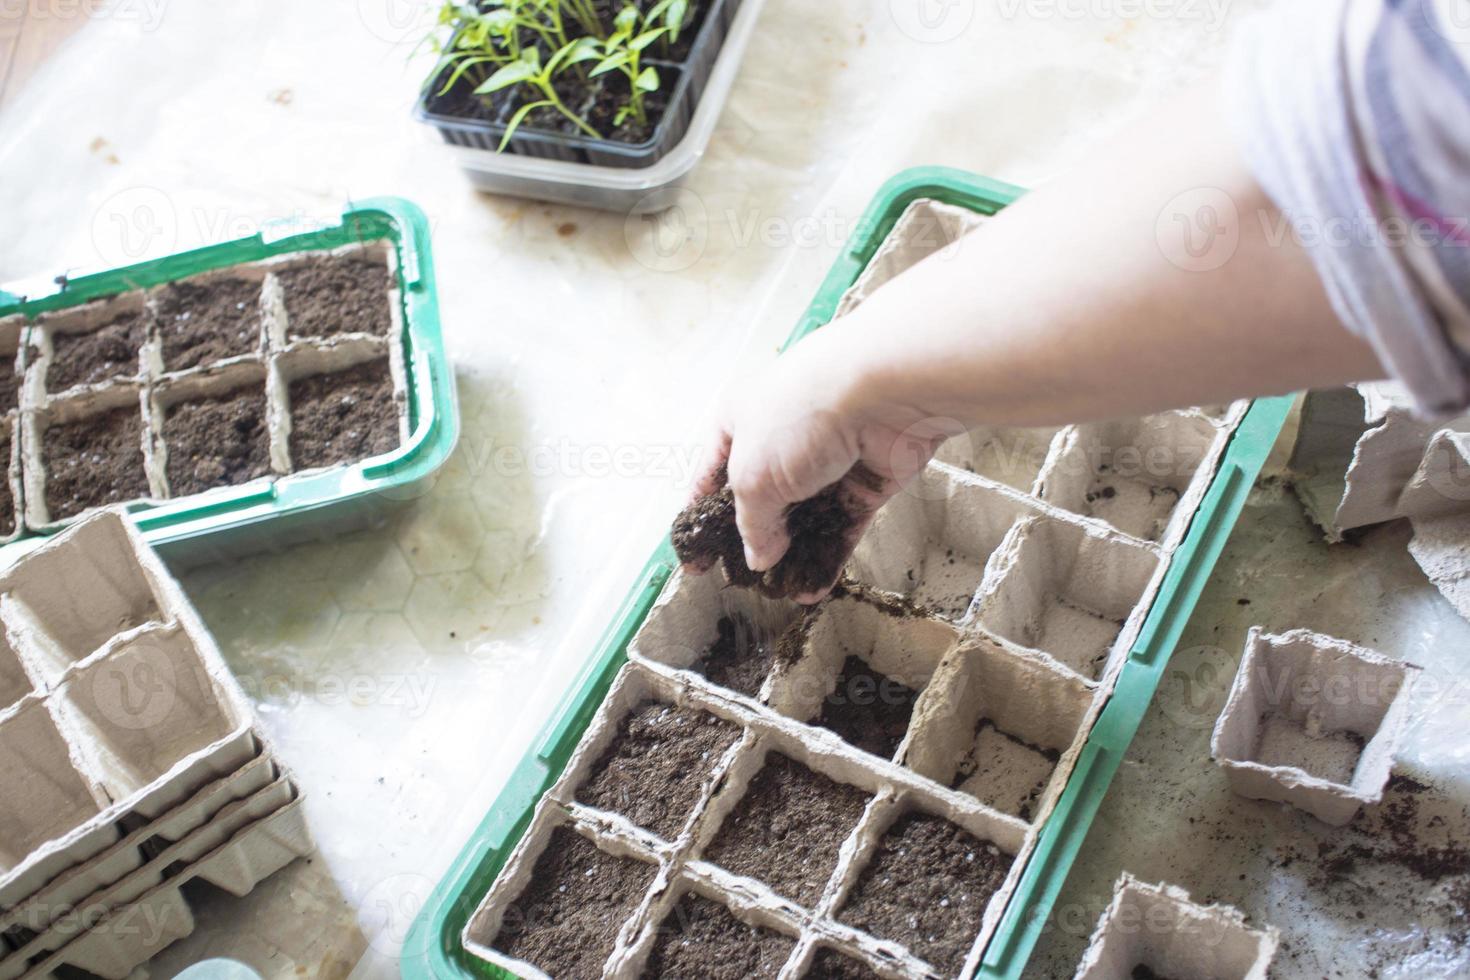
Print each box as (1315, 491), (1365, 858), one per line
(416, 0), (743, 169)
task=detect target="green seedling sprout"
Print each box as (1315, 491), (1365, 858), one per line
(590, 5), (666, 128)
(426, 0), (697, 147)
(476, 37), (604, 147)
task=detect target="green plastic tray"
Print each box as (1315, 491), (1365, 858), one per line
(0, 197), (458, 567)
(400, 167), (1291, 980)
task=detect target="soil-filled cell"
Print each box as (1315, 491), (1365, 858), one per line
(278, 254), (394, 341)
(496, 826), (656, 979)
(0, 427), (12, 537)
(642, 893), (795, 979)
(155, 277), (262, 371)
(288, 359), (400, 470)
(576, 701), (741, 841)
(703, 753), (870, 908)
(163, 387), (272, 496)
(47, 310), (147, 392)
(805, 947), (884, 979)
(816, 655), (919, 761)
(692, 614), (782, 699)
(837, 812), (1012, 974)
(42, 405), (151, 520)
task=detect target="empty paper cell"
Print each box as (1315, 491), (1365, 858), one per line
(846, 466), (1032, 620)
(1073, 874), (1277, 980)
(933, 424), (1061, 492)
(627, 566), (802, 700)
(975, 517), (1158, 682)
(0, 631), (30, 711)
(906, 635), (1092, 821)
(1211, 628), (1420, 826)
(54, 626), (242, 801)
(0, 515), (166, 678)
(768, 590), (958, 761)
(0, 698), (105, 874)
(1042, 412), (1220, 542)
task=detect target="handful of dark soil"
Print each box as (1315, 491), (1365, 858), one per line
(671, 463), (877, 600)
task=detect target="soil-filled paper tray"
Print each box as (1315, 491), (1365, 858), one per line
(0, 198), (457, 565)
(402, 169), (1293, 980)
(0, 512), (260, 912)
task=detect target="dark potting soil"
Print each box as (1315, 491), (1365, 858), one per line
(694, 614), (781, 698)
(0, 362), (16, 414)
(42, 405), (151, 519)
(496, 826), (655, 978)
(1130, 966), (1181, 980)
(48, 310), (147, 392)
(672, 464), (878, 601)
(642, 893), (795, 979)
(577, 701), (740, 841)
(277, 255), (393, 341)
(288, 359), (400, 471)
(583, 73), (670, 145)
(702, 752), (870, 908)
(155, 277), (262, 372)
(0, 428), (13, 536)
(815, 655), (919, 761)
(805, 947), (884, 980)
(837, 812), (1012, 974)
(163, 388), (271, 497)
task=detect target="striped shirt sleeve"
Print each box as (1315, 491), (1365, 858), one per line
(1227, 0), (1470, 415)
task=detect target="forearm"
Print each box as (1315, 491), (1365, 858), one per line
(815, 82), (1386, 430)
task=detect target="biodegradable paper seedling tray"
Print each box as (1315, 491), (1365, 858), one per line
(0, 197), (457, 567)
(1211, 627), (1420, 826)
(401, 167), (1295, 980)
(1072, 874), (1278, 979)
(0, 512), (265, 910)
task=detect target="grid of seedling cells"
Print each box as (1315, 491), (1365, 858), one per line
(0, 243), (405, 538)
(461, 201), (1247, 979)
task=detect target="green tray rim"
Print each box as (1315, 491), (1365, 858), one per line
(0, 196), (459, 551)
(399, 165), (1291, 980)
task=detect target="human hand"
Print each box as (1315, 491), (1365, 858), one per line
(674, 324), (952, 603)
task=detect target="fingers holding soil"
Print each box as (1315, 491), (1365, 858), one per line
(670, 462), (887, 603)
